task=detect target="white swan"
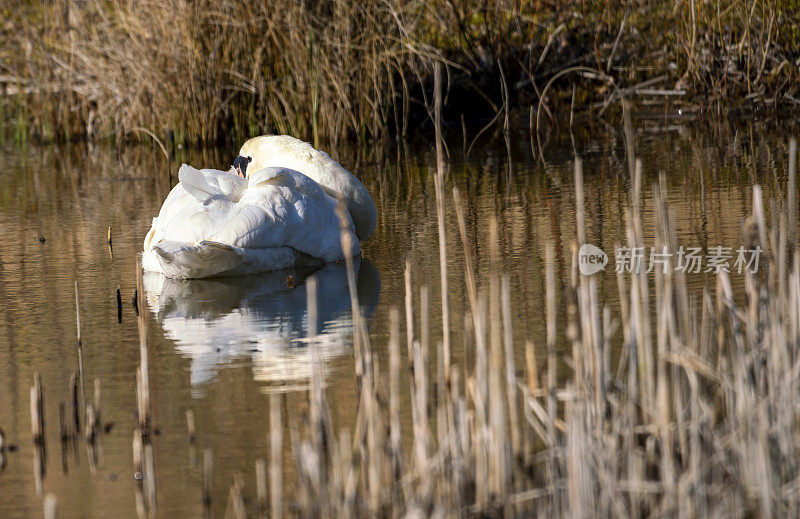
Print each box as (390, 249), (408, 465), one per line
(142, 135), (377, 279)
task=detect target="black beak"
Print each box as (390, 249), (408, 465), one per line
(233, 156), (252, 178)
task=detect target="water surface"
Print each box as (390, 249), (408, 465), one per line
(0, 117), (796, 517)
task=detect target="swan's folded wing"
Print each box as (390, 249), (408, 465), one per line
(213, 169), (248, 199)
(179, 164), (246, 205)
(208, 203), (287, 249)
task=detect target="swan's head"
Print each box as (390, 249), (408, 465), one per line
(234, 135), (378, 241)
(232, 155), (252, 178)
(234, 135), (278, 178)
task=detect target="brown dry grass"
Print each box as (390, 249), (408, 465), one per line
(1, 0), (798, 145)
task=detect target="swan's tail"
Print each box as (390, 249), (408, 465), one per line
(144, 240), (321, 279)
(150, 241), (242, 279)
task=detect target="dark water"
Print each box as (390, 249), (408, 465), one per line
(0, 117), (796, 517)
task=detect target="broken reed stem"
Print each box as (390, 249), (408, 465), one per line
(225, 475), (246, 519)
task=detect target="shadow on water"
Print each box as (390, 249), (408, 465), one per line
(143, 258), (381, 392)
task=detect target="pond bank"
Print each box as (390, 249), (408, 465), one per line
(1, 0), (798, 147)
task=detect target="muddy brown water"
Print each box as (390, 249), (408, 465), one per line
(0, 117), (796, 517)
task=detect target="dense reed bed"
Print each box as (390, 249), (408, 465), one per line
(241, 146), (800, 516)
(2, 0), (799, 145)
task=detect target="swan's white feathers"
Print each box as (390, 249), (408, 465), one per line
(143, 135), (376, 279)
(238, 135), (377, 240)
(144, 164), (360, 279)
(179, 165), (247, 203)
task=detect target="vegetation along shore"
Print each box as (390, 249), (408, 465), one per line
(1, 0), (799, 146)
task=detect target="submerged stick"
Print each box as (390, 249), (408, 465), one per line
(117, 287), (122, 323)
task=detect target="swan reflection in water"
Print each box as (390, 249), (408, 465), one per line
(143, 257), (381, 394)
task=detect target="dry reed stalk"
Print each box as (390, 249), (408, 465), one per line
(203, 449), (213, 512)
(186, 410), (195, 444)
(133, 429), (145, 518)
(388, 308), (403, 484)
(574, 158), (585, 246)
(224, 475), (246, 519)
(789, 138), (797, 250)
(256, 459), (267, 518)
(336, 201), (367, 382)
(68, 137), (800, 516)
(30, 374), (44, 445)
(92, 379), (101, 427)
(44, 493), (57, 519)
(135, 263), (151, 439)
(420, 286), (430, 368)
(433, 61), (451, 387)
(143, 442), (156, 514)
(84, 405), (96, 444)
(58, 402), (69, 442)
(74, 283), (86, 422)
(487, 217), (510, 503)
(70, 373), (80, 435)
(269, 394), (282, 519)
(405, 259), (414, 365)
(30, 373), (46, 496)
